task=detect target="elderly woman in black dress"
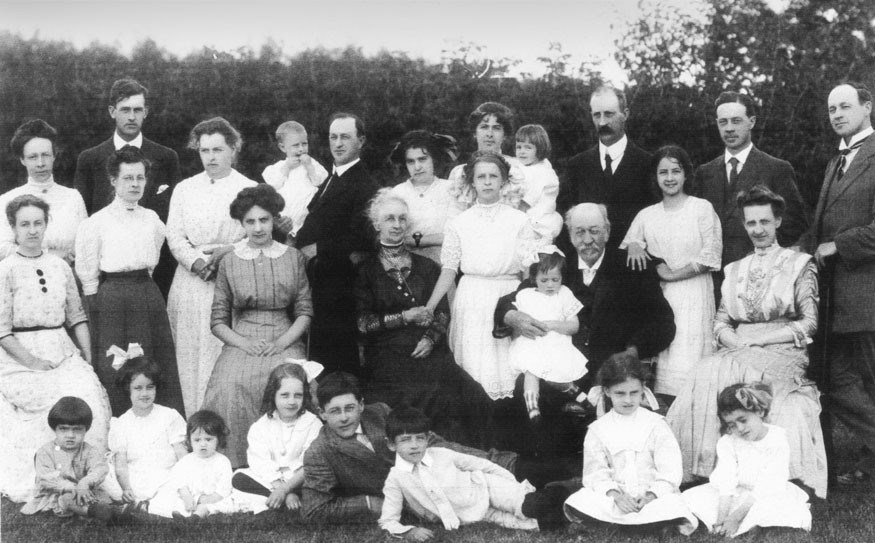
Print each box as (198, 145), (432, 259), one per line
(354, 188), (494, 448)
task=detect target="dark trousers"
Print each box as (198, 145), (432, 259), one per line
(828, 331), (875, 472)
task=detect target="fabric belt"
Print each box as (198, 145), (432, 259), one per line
(101, 269), (150, 280)
(12, 325), (63, 333)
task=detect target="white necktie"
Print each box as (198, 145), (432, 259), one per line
(582, 268), (596, 286)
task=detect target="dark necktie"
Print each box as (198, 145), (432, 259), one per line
(318, 171), (336, 199)
(604, 154), (613, 181)
(728, 157), (740, 189)
(837, 137), (868, 181)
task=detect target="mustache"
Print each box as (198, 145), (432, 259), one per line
(598, 126), (614, 135)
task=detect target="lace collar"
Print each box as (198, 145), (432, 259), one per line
(753, 242), (781, 257)
(26, 176), (55, 191)
(110, 196), (140, 212)
(233, 239), (288, 260)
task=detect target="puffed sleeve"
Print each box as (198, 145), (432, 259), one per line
(620, 207), (649, 251)
(693, 200), (722, 272)
(166, 408), (187, 445)
(62, 263), (87, 328)
(709, 436), (739, 497)
(440, 218), (462, 272)
(560, 286), (584, 320)
(310, 160), (330, 186)
(74, 217), (101, 296)
(646, 420), (683, 497)
(581, 426), (619, 496)
(262, 162), (286, 189)
(787, 262), (818, 345)
(210, 257), (233, 330)
(165, 182), (200, 271)
(290, 249), (313, 318)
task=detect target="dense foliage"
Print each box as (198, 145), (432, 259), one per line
(2, 0), (873, 208)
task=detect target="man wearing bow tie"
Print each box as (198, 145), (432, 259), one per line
(691, 91), (808, 270)
(802, 82), (875, 484)
(493, 203), (675, 456)
(74, 78), (180, 297)
(556, 85), (655, 249)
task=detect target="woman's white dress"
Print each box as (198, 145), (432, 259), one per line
(0, 177), (87, 261)
(682, 425), (811, 536)
(441, 202), (535, 400)
(508, 286), (587, 382)
(391, 177), (459, 264)
(0, 252), (111, 502)
(166, 169), (256, 415)
(621, 196), (722, 395)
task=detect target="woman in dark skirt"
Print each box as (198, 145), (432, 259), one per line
(354, 188), (496, 449)
(74, 147), (184, 417)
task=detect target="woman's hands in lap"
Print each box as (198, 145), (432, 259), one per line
(410, 338), (434, 359)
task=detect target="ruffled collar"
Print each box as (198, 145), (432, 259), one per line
(753, 242), (781, 257)
(233, 239), (288, 260)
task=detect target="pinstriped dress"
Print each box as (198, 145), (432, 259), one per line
(202, 241), (313, 467)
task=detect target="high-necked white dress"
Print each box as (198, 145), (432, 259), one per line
(0, 176), (87, 262)
(166, 169), (256, 415)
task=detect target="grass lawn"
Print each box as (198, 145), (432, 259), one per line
(3, 422), (874, 543)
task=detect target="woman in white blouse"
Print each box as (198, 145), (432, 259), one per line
(0, 120), (87, 263)
(388, 130), (459, 264)
(75, 147), (184, 417)
(166, 117), (256, 415)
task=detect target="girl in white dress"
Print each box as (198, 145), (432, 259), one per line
(682, 383), (811, 537)
(105, 358), (187, 504)
(514, 124), (563, 242)
(426, 151), (538, 400)
(166, 117), (256, 415)
(508, 247), (588, 420)
(622, 146), (722, 398)
(148, 410), (252, 518)
(564, 355), (698, 536)
(232, 361), (323, 512)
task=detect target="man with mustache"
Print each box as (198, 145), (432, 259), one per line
(493, 203), (675, 457)
(557, 85), (655, 249)
(691, 91), (807, 282)
(296, 113), (379, 376)
(74, 78), (180, 297)
(801, 82), (875, 485)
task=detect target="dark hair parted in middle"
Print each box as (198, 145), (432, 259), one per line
(736, 184), (786, 219)
(229, 184), (285, 221)
(389, 129), (458, 177)
(10, 119), (58, 158)
(597, 351), (650, 390)
(106, 146), (152, 180)
(48, 396), (93, 430)
(5, 194), (50, 228)
(651, 145), (694, 195)
(316, 371), (363, 408)
(187, 116), (243, 153)
(186, 410), (230, 450)
(386, 405), (432, 441)
(260, 363), (314, 418)
(115, 357), (163, 393)
(468, 102), (515, 136)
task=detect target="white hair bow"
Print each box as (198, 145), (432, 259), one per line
(285, 358), (324, 383)
(107, 343), (145, 371)
(521, 244), (566, 267)
(586, 385), (660, 418)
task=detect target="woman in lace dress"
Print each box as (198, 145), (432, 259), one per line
(202, 184), (312, 467)
(622, 146), (722, 399)
(166, 117), (257, 415)
(0, 195), (110, 502)
(426, 152), (538, 401)
(666, 186), (827, 498)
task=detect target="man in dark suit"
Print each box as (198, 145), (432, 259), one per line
(494, 203), (675, 456)
(556, 85), (656, 248)
(73, 78), (180, 297)
(302, 372), (570, 526)
(801, 82), (875, 484)
(692, 91), (808, 267)
(296, 113), (379, 375)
